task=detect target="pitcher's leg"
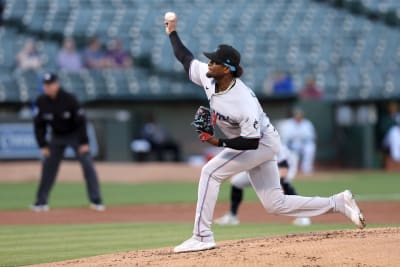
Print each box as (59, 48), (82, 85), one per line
(193, 150), (247, 238)
(194, 173), (221, 240)
(248, 160), (336, 218)
(193, 142), (279, 239)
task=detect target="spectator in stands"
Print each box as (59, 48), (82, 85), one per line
(81, 36), (108, 69)
(18, 105), (32, 119)
(57, 37), (82, 73)
(105, 39), (132, 68)
(280, 108), (317, 175)
(16, 39), (44, 71)
(272, 71), (294, 95)
(299, 76), (323, 100)
(377, 101), (400, 162)
(0, 0), (4, 26)
(139, 114), (181, 162)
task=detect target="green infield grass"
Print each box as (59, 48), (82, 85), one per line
(0, 171), (399, 210)
(0, 223), (396, 266)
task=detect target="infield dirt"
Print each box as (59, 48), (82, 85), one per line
(28, 227), (399, 267)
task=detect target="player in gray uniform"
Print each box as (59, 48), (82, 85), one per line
(215, 145), (311, 226)
(165, 14), (365, 253)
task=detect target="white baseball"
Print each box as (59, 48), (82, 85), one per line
(164, 12), (176, 22)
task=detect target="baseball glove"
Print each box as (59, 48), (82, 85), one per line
(191, 106), (214, 135)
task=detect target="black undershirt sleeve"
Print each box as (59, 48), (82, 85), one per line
(218, 136), (260, 150)
(168, 31), (194, 74)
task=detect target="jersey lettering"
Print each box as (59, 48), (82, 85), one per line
(253, 120), (259, 130)
(215, 112), (229, 122)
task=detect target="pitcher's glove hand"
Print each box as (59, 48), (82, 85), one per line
(191, 106), (215, 142)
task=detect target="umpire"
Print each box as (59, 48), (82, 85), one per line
(31, 72), (104, 212)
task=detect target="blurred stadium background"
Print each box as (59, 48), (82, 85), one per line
(1, 0), (400, 169)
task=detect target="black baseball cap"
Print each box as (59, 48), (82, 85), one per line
(42, 72), (58, 84)
(203, 44), (243, 76)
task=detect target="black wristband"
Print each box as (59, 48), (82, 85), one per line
(217, 137), (259, 150)
(218, 139), (225, 147)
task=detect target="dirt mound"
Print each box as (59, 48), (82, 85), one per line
(29, 227), (399, 267)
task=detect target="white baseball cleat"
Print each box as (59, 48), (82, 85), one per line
(292, 217), (312, 226)
(90, 203), (106, 212)
(214, 213), (240, 225)
(343, 190), (366, 229)
(173, 236), (216, 253)
(30, 204), (49, 212)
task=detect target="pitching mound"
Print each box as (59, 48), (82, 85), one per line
(30, 227), (399, 267)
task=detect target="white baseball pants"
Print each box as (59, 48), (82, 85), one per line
(193, 131), (338, 239)
(290, 141), (316, 174)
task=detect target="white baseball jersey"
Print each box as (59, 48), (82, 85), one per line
(189, 60), (274, 143)
(384, 125), (400, 161)
(280, 118), (316, 174)
(280, 118), (316, 150)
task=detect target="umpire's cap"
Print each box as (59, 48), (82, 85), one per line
(204, 44), (243, 77)
(42, 72), (58, 84)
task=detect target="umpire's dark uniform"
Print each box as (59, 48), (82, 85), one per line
(33, 73), (103, 207)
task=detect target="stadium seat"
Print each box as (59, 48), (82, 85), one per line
(1, 0), (400, 101)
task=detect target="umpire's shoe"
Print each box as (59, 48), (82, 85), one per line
(90, 203), (106, 212)
(30, 204), (49, 212)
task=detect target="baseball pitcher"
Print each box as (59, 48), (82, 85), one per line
(165, 12), (365, 253)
